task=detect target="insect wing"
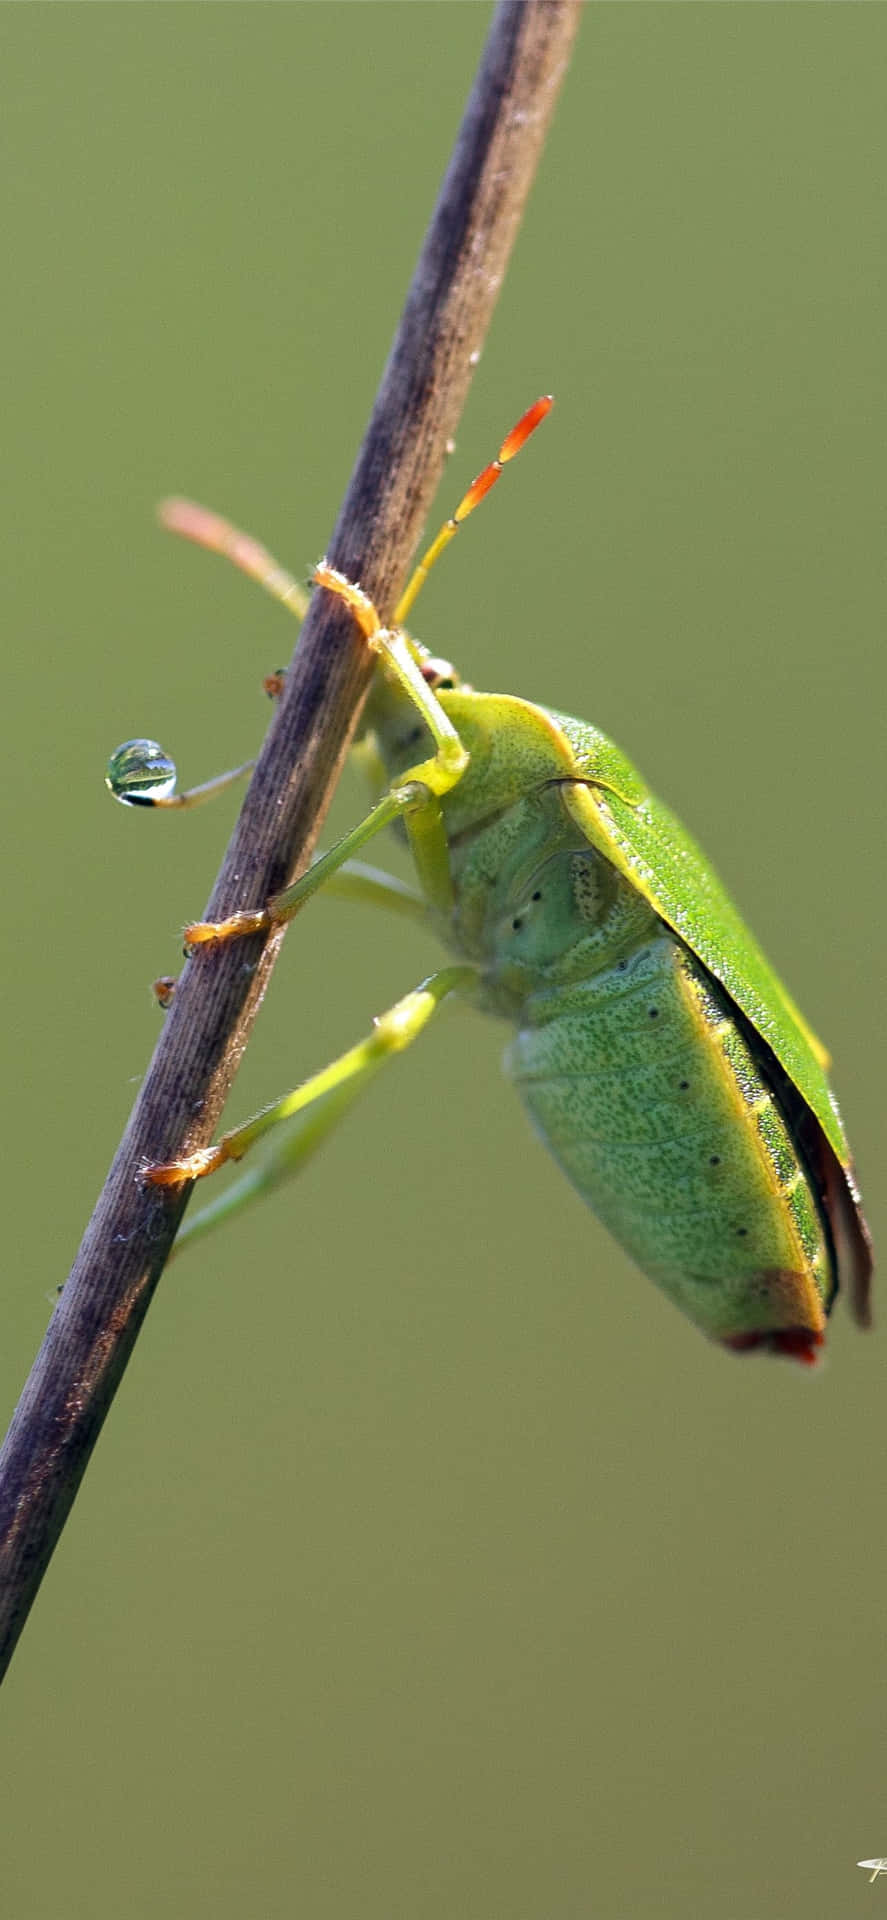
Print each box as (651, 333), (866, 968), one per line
(547, 711), (872, 1323)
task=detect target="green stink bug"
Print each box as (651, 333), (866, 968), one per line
(108, 397), (872, 1364)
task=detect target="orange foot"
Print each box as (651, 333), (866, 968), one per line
(184, 908), (269, 951)
(142, 1141), (231, 1187)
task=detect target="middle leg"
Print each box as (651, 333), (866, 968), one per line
(145, 963), (479, 1192)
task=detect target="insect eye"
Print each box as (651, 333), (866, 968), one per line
(421, 654), (460, 691)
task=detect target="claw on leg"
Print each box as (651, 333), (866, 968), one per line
(313, 560), (382, 643)
(142, 1139), (236, 1188)
(142, 962), (477, 1212)
(184, 907), (270, 951)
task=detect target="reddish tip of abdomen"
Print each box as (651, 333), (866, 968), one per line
(721, 1327), (825, 1366)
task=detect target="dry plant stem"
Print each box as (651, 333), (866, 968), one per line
(0, 0), (581, 1680)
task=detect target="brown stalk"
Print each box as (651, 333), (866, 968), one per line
(0, 0), (581, 1681)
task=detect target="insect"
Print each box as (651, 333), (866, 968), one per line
(107, 397), (872, 1364)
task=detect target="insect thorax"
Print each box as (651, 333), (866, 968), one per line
(441, 780), (659, 1014)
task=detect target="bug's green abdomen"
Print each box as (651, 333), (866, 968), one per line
(504, 932), (833, 1349)
(366, 690), (863, 1359)
(435, 773), (835, 1356)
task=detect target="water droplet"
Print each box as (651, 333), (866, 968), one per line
(106, 739), (177, 805)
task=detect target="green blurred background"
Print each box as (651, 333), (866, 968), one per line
(1, 7), (885, 1916)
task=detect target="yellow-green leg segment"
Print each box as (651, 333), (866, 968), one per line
(184, 564), (468, 949)
(150, 964), (479, 1248)
(320, 859), (427, 925)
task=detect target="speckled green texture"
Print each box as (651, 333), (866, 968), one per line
(507, 933), (832, 1342)
(361, 674), (871, 1348)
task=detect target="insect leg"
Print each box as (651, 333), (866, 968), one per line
(312, 565), (467, 912)
(320, 859), (427, 925)
(107, 503), (314, 811)
(145, 963), (478, 1204)
(158, 497), (311, 623)
(106, 742), (258, 811)
(185, 568), (467, 947)
(152, 859), (427, 1011)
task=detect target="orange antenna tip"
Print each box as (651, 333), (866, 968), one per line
(499, 394), (553, 462)
(454, 395), (554, 525)
(456, 463), (501, 520)
(393, 392), (553, 626)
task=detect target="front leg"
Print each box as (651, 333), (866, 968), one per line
(185, 565), (469, 948)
